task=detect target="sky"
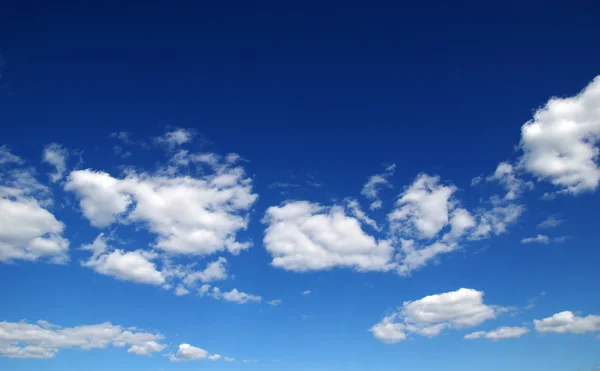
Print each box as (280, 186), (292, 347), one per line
(1, 1), (600, 370)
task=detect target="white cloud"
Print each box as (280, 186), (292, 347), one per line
(486, 162), (533, 200)
(200, 286), (262, 304)
(469, 200), (524, 240)
(537, 215), (564, 229)
(303, 290), (311, 295)
(534, 311), (600, 334)
(80, 234), (165, 286)
(243, 359), (259, 363)
(519, 76), (600, 194)
(263, 201), (394, 272)
(370, 288), (505, 343)
(182, 257), (228, 286)
(224, 356), (235, 361)
(362, 164), (395, 210)
(521, 234), (550, 244)
(169, 343), (229, 362)
(42, 143), (68, 183)
(0, 320), (165, 359)
(155, 128), (195, 148)
(65, 153), (257, 256)
(208, 353), (222, 360)
(464, 326), (529, 340)
(0, 150), (69, 264)
(174, 286), (190, 296)
(347, 199), (380, 231)
(388, 174), (455, 239)
(267, 299), (282, 306)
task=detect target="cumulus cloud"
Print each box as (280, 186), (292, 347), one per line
(534, 311), (600, 334)
(169, 343), (231, 362)
(65, 153), (257, 256)
(80, 234), (165, 285)
(42, 143), (68, 183)
(519, 76), (600, 194)
(370, 288), (505, 343)
(0, 149), (69, 264)
(464, 326), (529, 340)
(263, 201), (394, 272)
(0, 320), (165, 359)
(362, 164), (396, 210)
(182, 257), (228, 286)
(521, 234), (551, 244)
(469, 199), (524, 241)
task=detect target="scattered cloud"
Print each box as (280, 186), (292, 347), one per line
(518, 76), (600, 194)
(268, 182), (300, 189)
(534, 311), (600, 334)
(525, 291), (546, 310)
(303, 290), (311, 295)
(199, 285), (262, 304)
(486, 162), (533, 200)
(521, 234), (551, 244)
(267, 299), (282, 306)
(370, 288), (506, 343)
(0, 148), (69, 264)
(537, 215), (564, 229)
(42, 143), (68, 183)
(243, 359), (259, 363)
(362, 164), (395, 210)
(0, 320), (165, 359)
(464, 326), (529, 340)
(347, 199), (380, 231)
(155, 128), (195, 148)
(169, 343), (227, 362)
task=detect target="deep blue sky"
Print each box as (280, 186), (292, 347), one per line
(1, 1), (600, 370)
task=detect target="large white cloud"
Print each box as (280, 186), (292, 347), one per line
(464, 326), (529, 340)
(534, 311), (600, 334)
(65, 152), (257, 256)
(370, 288), (505, 343)
(519, 76), (600, 194)
(0, 148), (69, 263)
(0, 320), (165, 359)
(263, 201), (394, 272)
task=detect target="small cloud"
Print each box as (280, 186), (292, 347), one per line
(537, 215), (564, 229)
(268, 182), (300, 189)
(471, 174), (484, 186)
(267, 299), (282, 306)
(302, 290), (311, 295)
(243, 359), (259, 363)
(155, 128), (195, 148)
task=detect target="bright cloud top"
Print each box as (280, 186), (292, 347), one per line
(65, 152), (257, 256)
(169, 343), (228, 362)
(370, 288), (505, 343)
(519, 76), (600, 194)
(0, 320), (165, 359)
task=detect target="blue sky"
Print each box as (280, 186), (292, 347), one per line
(1, 1), (600, 370)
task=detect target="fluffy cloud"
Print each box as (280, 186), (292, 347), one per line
(370, 288), (505, 343)
(169, 343), (228, 362)
(0, 320), (165, 359)
(182, 257), (228, 286)
(0, 149), (69, 264)
(361, 164), (395, 210)
(464, 326), (529, 340)
(80, 234), (165, 285)
(469, 200), (524, 240)
(534, 311), (600, 334)
(263, 201), (394, 272)
(42, 143), (68, 183)
(65, 153), (257, 256)
(388, 174), (456, 239)
(519, 76), (600, 194)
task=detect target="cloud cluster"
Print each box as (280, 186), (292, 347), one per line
(370, 288), (505, 343)
(0, 320), (165, 359)
(0, 147), (69, 264)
